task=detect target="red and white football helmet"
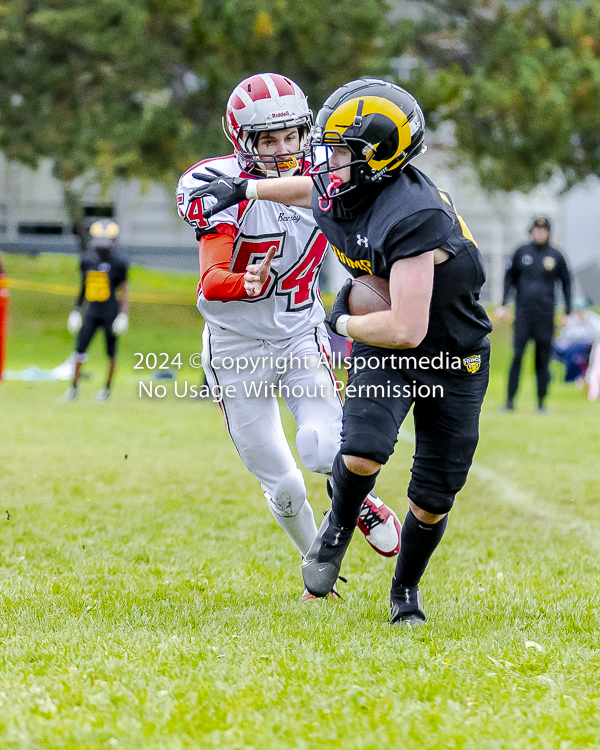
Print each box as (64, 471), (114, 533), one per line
(224, 73), (312, 177)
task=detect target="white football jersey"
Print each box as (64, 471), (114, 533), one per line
(177, 155), (328, 340)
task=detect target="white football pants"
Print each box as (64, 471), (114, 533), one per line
(202, 323), (343, 554)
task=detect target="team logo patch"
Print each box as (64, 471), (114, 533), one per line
(543, 256), (556, 270)
(463, 355), (481, 373)
(522, 254), (533, 265)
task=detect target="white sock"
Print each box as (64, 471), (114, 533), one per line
(271, 499), (318, 556)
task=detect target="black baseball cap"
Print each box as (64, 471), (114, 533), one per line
(530, 216), (551, 232)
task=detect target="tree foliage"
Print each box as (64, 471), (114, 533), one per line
(173, 0), (392, 178)
(0, 0), (392, 207)
(1, 0), (600, 201)
(406, 0), (600, 191)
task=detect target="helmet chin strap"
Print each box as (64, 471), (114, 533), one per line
(318, 173), (343, 212)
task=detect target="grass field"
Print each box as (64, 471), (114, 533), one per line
(1, 253), (599, 749)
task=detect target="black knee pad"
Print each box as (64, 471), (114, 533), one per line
(407, 481), (456, 515)
(408, 425), (481, 515)
(341, 428), (394, 465)
(340, 374), (405, 465)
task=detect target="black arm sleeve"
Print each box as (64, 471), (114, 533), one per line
(502, 254), (517, 305)
(385, 209), (454, 264)
(557, 253), (572, 314)
(115, 258), (129, 287)
(75, 260), (86, 309)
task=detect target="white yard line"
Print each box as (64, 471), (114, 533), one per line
(397, 427), (600, 548)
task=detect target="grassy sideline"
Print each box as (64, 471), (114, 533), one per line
(1, 253), (599, 749)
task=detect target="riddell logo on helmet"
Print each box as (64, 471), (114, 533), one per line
(271, 111), (291, 118)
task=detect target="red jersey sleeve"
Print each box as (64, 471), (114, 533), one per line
(198, 223), (248, 301)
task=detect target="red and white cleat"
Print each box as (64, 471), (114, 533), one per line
(357, 494), (401, 557)
(301, 586), (340, 602)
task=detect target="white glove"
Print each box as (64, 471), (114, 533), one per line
(67, 310), (82, 334)
(112, 312), (129, 335)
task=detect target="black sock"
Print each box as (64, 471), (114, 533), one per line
(330, 452), (379, 529)
(392, 509), (448, 590)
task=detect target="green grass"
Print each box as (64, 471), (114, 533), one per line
(1, 253), (599, 749)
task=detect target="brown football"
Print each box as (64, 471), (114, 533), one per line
(348, 275), (391, 315)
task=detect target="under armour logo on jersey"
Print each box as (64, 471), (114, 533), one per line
(356, 234), (369, 247)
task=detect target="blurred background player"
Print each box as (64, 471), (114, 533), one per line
(64, 219), (129, 402)
(177, 73), (401, 593)
(497, 216), (572, 412)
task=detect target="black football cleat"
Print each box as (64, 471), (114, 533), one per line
(390, 585), (427, 627)
(302, 511), (354, 598)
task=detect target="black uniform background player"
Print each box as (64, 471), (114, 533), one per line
(65, 219), (129, 401)
(189, 78), (493, 626)
(497, 217), (572, 412)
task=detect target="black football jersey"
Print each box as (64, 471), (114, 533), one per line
(502, 242), (572, 318)
(80, 253), (128, 313)
(312, 166), (492, 355)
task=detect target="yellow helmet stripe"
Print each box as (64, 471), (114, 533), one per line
(324, 95), (412, 171)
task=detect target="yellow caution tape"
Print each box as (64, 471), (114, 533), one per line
(6, 277), (335, 307)
(7, 278), (78, 295)
(6, 278), (194, 305)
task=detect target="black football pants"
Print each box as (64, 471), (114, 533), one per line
(77, 310), (118, 358)
(507, 314), (554, 403)
(339, 338), (490, 515)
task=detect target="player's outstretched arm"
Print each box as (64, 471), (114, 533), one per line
(191, 168), (312, 218)
(251, 176), (312, 208)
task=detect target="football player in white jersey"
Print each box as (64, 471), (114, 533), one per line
(177, 73), (400, 595)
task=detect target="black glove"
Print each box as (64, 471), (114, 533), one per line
(326, 278), (353, 336)
(189, 167), (250, 219)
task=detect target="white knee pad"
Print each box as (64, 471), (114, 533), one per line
(296, 425), (338, 475)
(264, 470), (307, 518)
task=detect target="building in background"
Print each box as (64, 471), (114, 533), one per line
(0, 150), (598, 303)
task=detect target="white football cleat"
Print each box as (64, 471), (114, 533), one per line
(62, 386), (78, 401)
(95, 388), (110, 402)
(357, 494), (402, 557)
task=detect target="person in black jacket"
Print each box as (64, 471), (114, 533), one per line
(497, 217), (572, 412)
(189, 78), (493, 626)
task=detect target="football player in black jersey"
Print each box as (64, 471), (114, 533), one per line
(496, 217), (572, 413)
(64, 219), (129, 402)
(191, 78), (493, 626)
